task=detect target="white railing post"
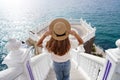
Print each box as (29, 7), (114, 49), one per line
(102, 39), (120, 80)
(0, 46), (34, 80)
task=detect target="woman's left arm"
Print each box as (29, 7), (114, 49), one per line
(37, 30), (51, 47)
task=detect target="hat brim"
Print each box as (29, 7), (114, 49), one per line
(49, 18), (71, 40)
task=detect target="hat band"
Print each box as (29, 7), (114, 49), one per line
(54, 32), (66, 37)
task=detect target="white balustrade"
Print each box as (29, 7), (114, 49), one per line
(30, 51), (52, 80)
(29, 31), (39, 41)
(71, 48), (105, 80)
(82, 30), (95, 43)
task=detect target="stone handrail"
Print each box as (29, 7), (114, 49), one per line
(0, 67), (23, 80)
(30, 51), (52, 80)
(71, 48), (105, 80)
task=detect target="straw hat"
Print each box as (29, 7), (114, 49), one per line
(5, 38), (21, 51)
(49, 18), (71, 40)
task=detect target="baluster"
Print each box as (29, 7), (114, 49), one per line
(35, 66), (41, 80)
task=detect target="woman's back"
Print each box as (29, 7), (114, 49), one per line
(46, 37), (70, 56)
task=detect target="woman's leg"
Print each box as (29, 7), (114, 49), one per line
(53, 61), (63, 80)
(63, 60), (71, 80)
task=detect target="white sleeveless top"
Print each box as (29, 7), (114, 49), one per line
(51, 40), (80, 62)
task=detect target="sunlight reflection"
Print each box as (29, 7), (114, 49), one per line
(0, 0), (45, 21)
(1, 0), (22, 8)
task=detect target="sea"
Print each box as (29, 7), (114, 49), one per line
(0, 0), (120, 70)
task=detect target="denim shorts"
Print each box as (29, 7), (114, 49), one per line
(53, 60), (71, 80)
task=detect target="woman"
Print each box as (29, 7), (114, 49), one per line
(37, 18), (83, 80)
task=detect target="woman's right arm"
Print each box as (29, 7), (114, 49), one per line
(69, 30), (84, 45)
(37, 30), (51, 47)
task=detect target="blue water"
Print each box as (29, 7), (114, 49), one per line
(0, 0), (120, 70)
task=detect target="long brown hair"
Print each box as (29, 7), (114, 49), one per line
(46, 37), (71, 56)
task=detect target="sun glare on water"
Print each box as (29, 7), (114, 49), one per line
(0, 0), (37, 21)
(0, 0), (45, 20)
(1, 0), (23, 8)
(0, 0), (45, 40)
(0, 0), (34, 40)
